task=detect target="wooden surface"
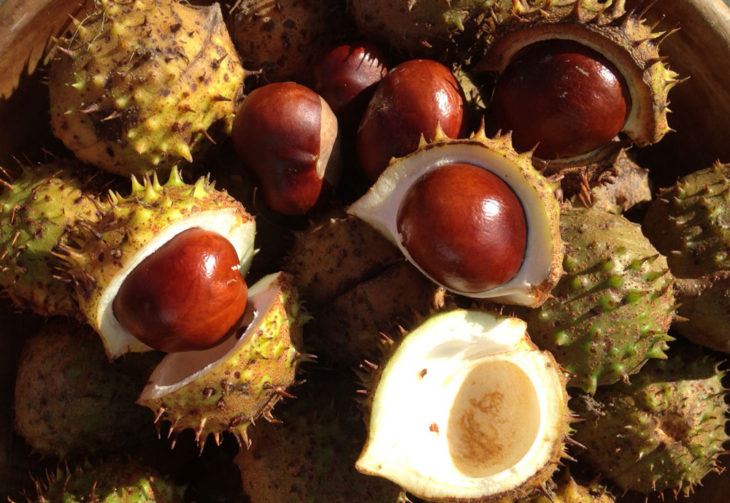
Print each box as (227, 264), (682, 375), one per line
(0, 0), (89, 99)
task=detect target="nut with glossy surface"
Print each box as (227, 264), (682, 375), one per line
(312, 41), (388, 127)
(357, 59), (465, 181)
(490, 39), (630, 160)
(397, 163), (527, 293)
(232, 81), (340, 215)
(113, 227), (248, 352)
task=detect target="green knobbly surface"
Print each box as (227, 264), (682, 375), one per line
(517, 206), (674, 393)
(0, 161), (101, 317)
(33, 459), (185, 503)
(643, 162), (730, 278)
(572, 345), (728, 496)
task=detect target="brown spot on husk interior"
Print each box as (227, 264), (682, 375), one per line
(447, 360), (539, 477)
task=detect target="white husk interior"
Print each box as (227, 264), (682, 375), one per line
(347, 143), (553, 304)
(97, 209), (256, 358)
(138, 272), (280, 400)
(356, 310), (565, 501)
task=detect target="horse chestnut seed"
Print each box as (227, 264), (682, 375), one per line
(312, 41), (388, 127)
(490, 39), (630, 159)
(232, 81), (340, 215)
(113, 228), (248, 352)
(357, 59), (465, 181)
(396, 163), (527, 293)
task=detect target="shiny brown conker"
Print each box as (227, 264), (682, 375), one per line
(357, 59), (466, 181)
(489, 39), (630, 160)
(113, 228), (248, 352)
(231, 81), (340, 215)
(312, 41), (388, 128)
(396, 163), (527, 293)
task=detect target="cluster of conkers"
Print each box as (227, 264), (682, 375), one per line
(2, 0), (694, 500)
(231, 42), (385, 215)
(227, 28), (643, 301)
(107, 32), (641, 352)
(230, 44), (473, 214)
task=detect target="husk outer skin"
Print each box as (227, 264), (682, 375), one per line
(571, 347), (729, 496)
(513, 205), (675, 394)
(48, 0), (245, 176)
(136, 272), (305, 449)
(13, 318), (160, 459)
(235, 368), (403, 503)
(0, 161), (102, 317)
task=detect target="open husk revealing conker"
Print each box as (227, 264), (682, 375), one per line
(137, 271), (306, 449)
(476, 0), (680, 172)
(55, 168), (256, 360)
(50, 167), (310, 448)
(348, 126), (563, 308)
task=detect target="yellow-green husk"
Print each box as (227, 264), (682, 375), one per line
(48, 0), (245, 176)
(0, 160), (102, 317)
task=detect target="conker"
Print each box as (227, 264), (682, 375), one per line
(490, 39), (630, 159)
(357, 59), (466, 181)
(312, 41), (388, 128)
(113, 227), (248, 352)
(396, 163), (527, 293)
(231, 81), (340, 215)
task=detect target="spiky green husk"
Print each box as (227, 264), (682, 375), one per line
(642, 162), (730, 352)
(30, 459), (185, 502)
(0, 161), (102, 317)
(516, 205), (675, 393)
(313, 260), (446, 368)
(571, 346), (729, 496)
(136, 272), (305, 449)
(13, 318), (160, 458)
(229, 0), (349, 83)
(235, 369), (403, 503)
(477, 0), (679, 159)
(57, 168), (255, 359)
(643, 162), (730, 278)
(48, 0), (245, 176)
